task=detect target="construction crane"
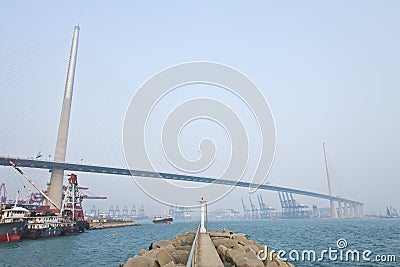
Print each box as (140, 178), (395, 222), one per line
(62, 185), (107, 200)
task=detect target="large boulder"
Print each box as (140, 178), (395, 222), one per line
(225, 248), (245, 265)
(154, 240), (172, 248)
(209, 231), (231, 238)
(162, 262), (176, 267)
(231, 233), (248, 240)
(164, 244), (176, 253)
(217, 244), (228, 262)
(213, 238), (239, 249)
(175, 245), (192, 251)
(170, 250), (189, 264)
(156, 248), (174, 266)
(144, 248), (160, 259)
(124, 256), (160, 267)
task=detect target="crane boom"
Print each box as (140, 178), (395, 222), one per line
(9, 160), (61, 211)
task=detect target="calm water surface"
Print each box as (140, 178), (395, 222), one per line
(0, 218), (398, 266)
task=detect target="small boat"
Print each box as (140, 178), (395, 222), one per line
(0, 206), (29, 242)
(153, 215), (173, 224)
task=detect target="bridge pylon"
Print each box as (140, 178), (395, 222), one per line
(47, 26), (80, 211)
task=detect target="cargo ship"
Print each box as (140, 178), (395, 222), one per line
(153, 215), (173, 224)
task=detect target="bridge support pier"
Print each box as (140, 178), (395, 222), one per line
(348, 203), (354, 217)
(352, 204), (359, 217)
(343, 202), (350, 218)
(330, 200), (338, 218)
(337, 201), (343, 218)
(359, 205), (364, 217)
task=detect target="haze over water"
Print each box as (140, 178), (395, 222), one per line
(1, 219), (398, 266)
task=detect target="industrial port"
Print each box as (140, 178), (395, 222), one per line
(0, 10), (399, 267)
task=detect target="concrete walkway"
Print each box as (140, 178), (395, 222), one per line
(197, 233), (224, 267)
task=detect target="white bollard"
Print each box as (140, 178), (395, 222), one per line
(199, 197), (207, 233)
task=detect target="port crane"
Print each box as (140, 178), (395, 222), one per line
(249, 196), (258, 219)
(241, 198), (250, 219)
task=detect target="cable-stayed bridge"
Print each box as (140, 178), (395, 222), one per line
(0, 26), (364, 218)
(0, 155), (364, 218)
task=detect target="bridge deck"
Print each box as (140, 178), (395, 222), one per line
(0, 156), (363, 205)
(197, 233), (224, 267)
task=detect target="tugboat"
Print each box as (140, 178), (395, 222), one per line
(153, 214), (173, 224)
(0, 205), (29, 242)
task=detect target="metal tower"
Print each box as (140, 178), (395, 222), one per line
(60, 174), (84, 221)
(48, 26), (80, 211)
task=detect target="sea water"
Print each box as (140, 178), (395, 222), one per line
(0, 218), (398, 266)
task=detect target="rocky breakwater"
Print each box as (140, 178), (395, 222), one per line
(210, 230), (295, 267)
(89, 220), (141, 230)
(122, 232), (195, 267)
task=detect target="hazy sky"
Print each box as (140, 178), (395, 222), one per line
(1, 1), (399, 215)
